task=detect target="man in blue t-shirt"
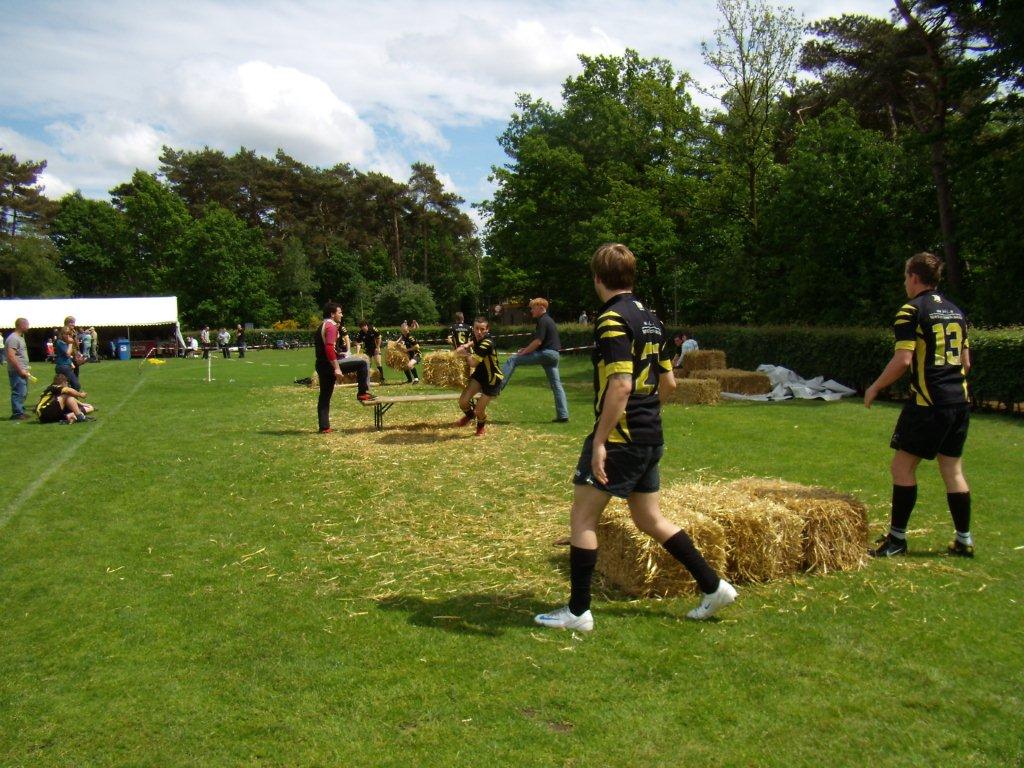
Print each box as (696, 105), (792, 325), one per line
(500, 297), (569, 422)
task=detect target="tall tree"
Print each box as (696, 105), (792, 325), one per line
(701, 0), (803, 233)
(172, 205), (278, 326)
(50, 193), (133, 296)
(484, 50), (707, 315)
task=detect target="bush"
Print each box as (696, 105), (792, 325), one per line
(374, 280), (439, 325)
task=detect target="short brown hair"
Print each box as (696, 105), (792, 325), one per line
(473, 316), (489, 327)
(906, 252), (944, 286)
(529, 298), (549, 310)
(591, 243), (636, 290)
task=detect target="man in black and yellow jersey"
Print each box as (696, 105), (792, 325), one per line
(534, 243), (737, 632)
(865, 252), (974, 558)
(454, 317), (502, 436)
(447, 312), (472, 349)
(398, 321), (421, 384)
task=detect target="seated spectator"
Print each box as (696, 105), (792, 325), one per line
(34, 373), (96, 424)
(186, 336), (199, 357)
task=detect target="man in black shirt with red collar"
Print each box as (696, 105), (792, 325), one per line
(865, 251), (975, 558)
(535, 243), (736, 632)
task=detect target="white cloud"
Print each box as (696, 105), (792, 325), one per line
(171, 60), (376, 167)
(38, 172), (76, 199)
(47, 114), (167, 170)
(389, 17), (622, 87)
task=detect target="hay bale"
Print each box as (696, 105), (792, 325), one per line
(684, 483), (803, 583)
(690, 368), (772, 395)
(384, 340), (409, 372)
(665, 377), (721, 405)
(596, 491), (727, 597)
(726, 478), (868, 574)
(678, 349), (727, 377)
(422, 350), (468, 389)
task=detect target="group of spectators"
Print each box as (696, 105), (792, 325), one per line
(5, 314), (97, 424)
(192, 325), (246, 359)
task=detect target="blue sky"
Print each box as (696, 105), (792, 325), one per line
(1, 0), (894, 229)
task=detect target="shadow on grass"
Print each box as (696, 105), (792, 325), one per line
(258, 429), (316, 436)
(376, 592), (542, 637)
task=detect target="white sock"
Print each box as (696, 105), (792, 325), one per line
(956, 530), (973, 546)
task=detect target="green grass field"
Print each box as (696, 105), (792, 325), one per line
(1, 350), (1021, 767)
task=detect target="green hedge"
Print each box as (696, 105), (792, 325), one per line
(235, 323), (1024, 408)
(680, 325), (1024, 408)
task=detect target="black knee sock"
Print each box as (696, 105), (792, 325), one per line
(890, 484), (917, 538)
(412, 366), (419, 379)
(568, 545), (598, 616)
(947, 491), (971, 534)
(662, 531), (720, 594)
(405, 370), (412, 383)
(377, 365), (385, 382)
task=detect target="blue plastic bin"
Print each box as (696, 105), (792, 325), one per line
(116, 339), (131, 361)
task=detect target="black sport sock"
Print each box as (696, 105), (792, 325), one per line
(412, 367), (419, 379)
(377, 365), (385, 382)
(568, 545), (598, 616)
(947, 491), (971, 534)
(662, 531), (719, 594)
(405, 370), (413, 383)
(891, 484), (917, 536)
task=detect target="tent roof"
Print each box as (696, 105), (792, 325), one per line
(0, 297), (178, 329)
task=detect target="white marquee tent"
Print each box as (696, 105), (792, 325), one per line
(0, 296), (179, 329)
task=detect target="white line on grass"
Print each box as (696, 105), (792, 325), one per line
(0, 375), (147, 532)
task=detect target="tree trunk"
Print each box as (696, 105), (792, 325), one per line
(930, 138), (962, 295)
(391, 208), (402, 278)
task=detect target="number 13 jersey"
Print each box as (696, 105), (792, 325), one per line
(894, 290), (969, 406)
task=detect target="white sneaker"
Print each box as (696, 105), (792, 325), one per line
(412, 377), (419, 384)
(534, 605), (594, 632)
(687, 580), (738, 620)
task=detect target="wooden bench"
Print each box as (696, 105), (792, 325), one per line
(360, 393), (461, 430)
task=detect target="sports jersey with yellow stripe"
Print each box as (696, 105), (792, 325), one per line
(591, 293), (673, 445)
(471, 334), (503, 387)
(893, 290), (969, 406)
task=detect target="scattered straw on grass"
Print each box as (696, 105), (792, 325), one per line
(690, 368), (772, 395)
(596, 491), (727, 596)
(726, 478), (868, 574)
(422, 350), (468, 389)
(664, 377), (720, 405)
(385, 340), (410, 371)
(679, 349), (727, 377)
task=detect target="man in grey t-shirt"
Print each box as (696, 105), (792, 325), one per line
(5, 317), (32, 420)
(501, 297), (569, 422)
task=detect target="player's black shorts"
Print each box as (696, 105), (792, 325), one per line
(573, 435), (664, 498)
(890, 402), (970, 460)
(470, 368), (501, 398)
(38, 400), (65, 424)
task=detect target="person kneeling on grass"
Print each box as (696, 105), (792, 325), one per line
(454, 317), (503, 437)
(535, 243), (737, 632)
(35, 373), (96, 424)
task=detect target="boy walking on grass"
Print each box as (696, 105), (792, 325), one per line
(535, 243), (736, 631)
(865, 252), (975, 558)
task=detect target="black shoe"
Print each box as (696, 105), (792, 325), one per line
(947, 539), (975, 558)
(869, 534), (907, 558)
(552, 417), (569, 423)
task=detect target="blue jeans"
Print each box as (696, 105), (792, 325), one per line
(501, 349), (569, 419)
(9, 369), (27, 417)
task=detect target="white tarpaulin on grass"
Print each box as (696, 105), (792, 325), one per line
(0, 296), (178, 329)
(720, 365), (857, 402)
